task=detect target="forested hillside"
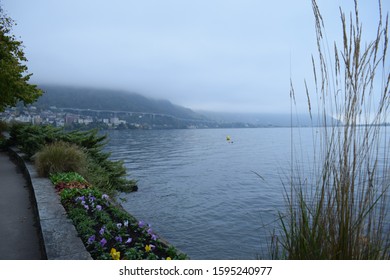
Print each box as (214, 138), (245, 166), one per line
(34, 85), (206, 120)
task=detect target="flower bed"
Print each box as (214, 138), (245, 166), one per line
(55, 173), (187, 260)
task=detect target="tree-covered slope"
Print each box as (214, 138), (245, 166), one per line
(34, 85), (205, 120)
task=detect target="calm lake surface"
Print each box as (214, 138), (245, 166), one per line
(104, 127), (388, 259)
(104, 127), (307, 259)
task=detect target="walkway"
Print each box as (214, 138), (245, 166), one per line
(0, 151), (46, 260)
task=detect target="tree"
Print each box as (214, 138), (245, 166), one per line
(0, 6), (42, 111)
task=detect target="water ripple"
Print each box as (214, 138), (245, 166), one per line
(107, 128), (313, 259)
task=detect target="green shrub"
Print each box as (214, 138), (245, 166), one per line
(86, 155), (138, 194)
(50, 172), (88, 185)
(8, 123), (62, 157)
(84, 158), (112, 192)
(34, 141), (88, 177)
(7, 123), (137, 194)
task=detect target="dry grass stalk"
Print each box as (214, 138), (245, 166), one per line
(272, 0), (390, 259)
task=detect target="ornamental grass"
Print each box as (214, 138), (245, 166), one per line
(271, 0), (390, 259)
(33, 141), (88, 177)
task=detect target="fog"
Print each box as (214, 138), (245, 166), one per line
(2, 0), (388, 113)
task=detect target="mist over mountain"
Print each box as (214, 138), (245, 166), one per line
(32, 85), (333, 127)
(34, 85), (206, 120)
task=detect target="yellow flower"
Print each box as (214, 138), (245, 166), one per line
(145, 244), (152, 252)
(166, 257), (172, 260)
(110, 248), (120, 260)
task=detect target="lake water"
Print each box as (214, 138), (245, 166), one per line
(104, 127), (389, 260)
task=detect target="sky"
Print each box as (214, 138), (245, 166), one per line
(2, 0), (389, 113)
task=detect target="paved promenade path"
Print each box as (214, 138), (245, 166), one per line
(0, 151), (45, 260)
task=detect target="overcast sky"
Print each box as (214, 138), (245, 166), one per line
(2, 0), (389, 113)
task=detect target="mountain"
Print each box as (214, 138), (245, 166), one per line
(32, 85), (336, 128)
(34, 85), (206, 120)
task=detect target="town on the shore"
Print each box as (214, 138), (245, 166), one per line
(0, 105), (255, 130)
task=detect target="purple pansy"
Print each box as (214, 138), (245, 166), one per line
(100, 238), (107, 247)
(87, 235), (95, 244)
(138, 221), (146, 228)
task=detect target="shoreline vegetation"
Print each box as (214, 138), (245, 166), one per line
(0, 122), (187, 260)
(270, 0), (390, 259)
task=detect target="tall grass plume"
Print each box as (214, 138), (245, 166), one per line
(272, 0), (390, 259)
